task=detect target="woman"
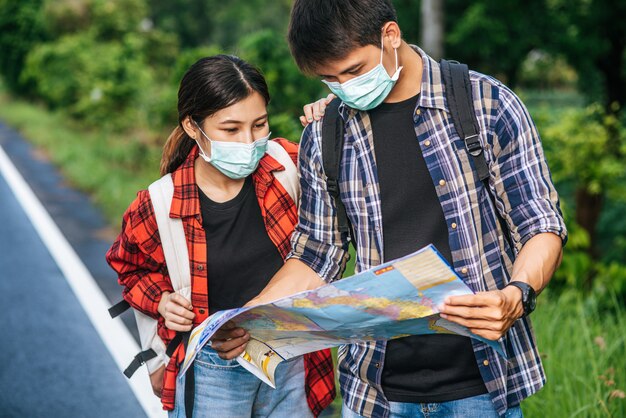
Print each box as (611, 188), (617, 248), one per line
(106, 55), (335, 417)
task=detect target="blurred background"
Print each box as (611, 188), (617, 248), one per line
(0, 0), (624, 417)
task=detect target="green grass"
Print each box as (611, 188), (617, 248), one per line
(522, 291), (626, 417)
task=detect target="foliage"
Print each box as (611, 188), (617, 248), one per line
(543, 0), (626, 109)
(0, 0), (46, 95)
(541, 104), (626, 197)
(146, 0), (292, 49)
(238, 29), (327, 141)
(21, 32), (153, 130)
(445, 0), (549, 88)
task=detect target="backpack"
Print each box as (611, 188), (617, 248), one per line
(321, 59), (511, 250)
(108, 140), (300, 379)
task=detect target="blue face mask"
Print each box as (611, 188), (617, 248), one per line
(322, 36), (403, 111)
(194, 122), (269, 179)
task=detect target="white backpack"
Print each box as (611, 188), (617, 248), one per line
(110, 141), (300, 377)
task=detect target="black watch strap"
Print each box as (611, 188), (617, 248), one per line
(506, 281), (537, 317)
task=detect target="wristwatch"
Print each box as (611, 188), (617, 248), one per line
(506, 281), (537, 317)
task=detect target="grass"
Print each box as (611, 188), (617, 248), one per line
(522, 290), (626, 417)
(2, 87), (624, 417)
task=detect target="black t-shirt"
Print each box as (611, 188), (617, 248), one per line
(198, 176), (284, 314)
(369, 94), (487, 402)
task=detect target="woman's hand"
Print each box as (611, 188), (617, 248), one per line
(300, 93), (336, 127)
(210, 320), (250, 360)
(158, 291), (195, 332)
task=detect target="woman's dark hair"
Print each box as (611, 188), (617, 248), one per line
(288, 0), (398, 75)
(160, 55), (270, 175)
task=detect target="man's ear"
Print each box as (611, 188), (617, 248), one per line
(181, 116), (198, 139)
(382, 21), (402, 49)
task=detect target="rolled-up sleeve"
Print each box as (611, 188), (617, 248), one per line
(490, 85), (568, 252)
(287, 122), (349, 282)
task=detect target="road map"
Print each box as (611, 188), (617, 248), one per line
(179, 245), (505, 387)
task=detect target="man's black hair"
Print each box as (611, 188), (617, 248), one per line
(288, 0), (398, 75)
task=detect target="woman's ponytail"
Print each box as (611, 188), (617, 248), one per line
(160, 125), (195, 175)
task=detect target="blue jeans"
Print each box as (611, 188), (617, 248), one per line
(342, 394), (523, 418)
(169, 346), (312, 418)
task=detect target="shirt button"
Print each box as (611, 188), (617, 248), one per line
(439, 179), (446, 187)
(424, 140), (431, 147)
(415, 109), (421, 115)
(375, 362), (381, 368)
(199, 309), (206, 314)
(461, 267), (468, 274)
(451, 222), (458, 230)
(197, 264), (204, 271)
(483, 360), (490, 366)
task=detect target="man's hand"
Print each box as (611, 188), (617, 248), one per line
(149, 365), (165, 398)
(438, 286), (524, 341)
(158, 291), (195, 332)
(210, 321), (250, 360)
(300, 93), (336, 127)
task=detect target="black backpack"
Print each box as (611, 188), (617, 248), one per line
(321, 59), (511, 249)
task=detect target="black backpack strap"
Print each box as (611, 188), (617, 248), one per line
(440, 59), (513, 249)
(123, 348), (158, 378)
(108, 299), (130, 318)
(321, 98), (352, 242)
(440, 59), (489, 181)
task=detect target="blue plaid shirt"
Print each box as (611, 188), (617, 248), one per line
(287, 47), (567, 417)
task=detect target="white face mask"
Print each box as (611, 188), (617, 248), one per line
(322, 35), (403, 111)
(194, 122), (270, 179)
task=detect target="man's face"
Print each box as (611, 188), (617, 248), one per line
(315, 41), (395, 85)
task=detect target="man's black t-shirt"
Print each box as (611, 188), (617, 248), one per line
(369, 94), (487, 402)
(198, 176), (284, 314)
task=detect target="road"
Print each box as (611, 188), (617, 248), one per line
(0, 122), (162, 418)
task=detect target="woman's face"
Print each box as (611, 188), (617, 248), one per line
(196, 91), (269, 148)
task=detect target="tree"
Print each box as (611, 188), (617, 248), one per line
(0, 0), (46, 95)
(420, 0), (444, 60)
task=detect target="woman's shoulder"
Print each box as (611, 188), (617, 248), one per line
(123, 188), (157, 235)
(271, 137), (299, 166)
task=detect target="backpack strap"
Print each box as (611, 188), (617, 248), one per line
(148, 173), (191, 297)
(321, 98), (352, 243)
(440, 59), (489, 181)
(440, 59), (513, 249)
(266, 140), (300, 209)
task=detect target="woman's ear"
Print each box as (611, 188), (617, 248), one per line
(181, 116), (197, 139)
(383, 22), (402, 49)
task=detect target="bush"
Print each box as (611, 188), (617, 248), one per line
(21, 32), (153, 130)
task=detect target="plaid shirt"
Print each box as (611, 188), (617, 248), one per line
(287, 47), (567, 417)
(106, 139), (336, 415)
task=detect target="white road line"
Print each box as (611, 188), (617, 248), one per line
(0, 144), (166, 418)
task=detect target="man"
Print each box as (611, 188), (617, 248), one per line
(212, 1), (566, 416)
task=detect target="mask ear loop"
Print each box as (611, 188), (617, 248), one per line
(193, 120), (213, 160)
(381, 33), (399, 72)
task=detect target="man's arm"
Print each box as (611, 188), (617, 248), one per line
(439, 82), (567, 341)
(439, 232), (562, 341)
(246, 259), (326, 306)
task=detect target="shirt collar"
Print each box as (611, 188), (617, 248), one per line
(168, 141), (286, 218)
(337, 45), (448, 120)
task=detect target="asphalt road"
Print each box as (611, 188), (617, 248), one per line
(0, 123), (148, 418)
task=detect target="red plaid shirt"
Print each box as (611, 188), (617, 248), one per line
(106, 139), (336, 415)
